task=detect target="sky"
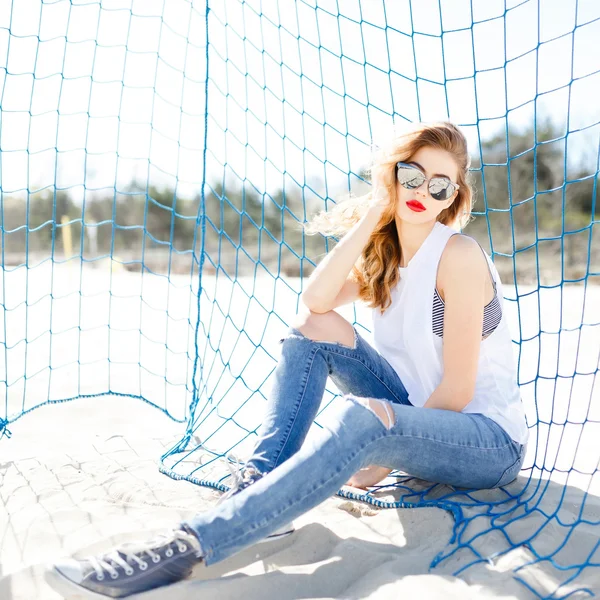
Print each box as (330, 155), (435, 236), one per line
(0, 0), (598, 202)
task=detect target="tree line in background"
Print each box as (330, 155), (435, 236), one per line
(1, 122), (597, 285)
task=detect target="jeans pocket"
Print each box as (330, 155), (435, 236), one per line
(491, 444), (525, 489)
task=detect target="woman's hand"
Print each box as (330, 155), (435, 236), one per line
(367, 171), (393, 219)
(345, 465), (393, 490)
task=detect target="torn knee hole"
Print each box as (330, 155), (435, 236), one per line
(279, 332), (305, 344)
(280, 331), (355, 349)
(354, 397), (395, 430)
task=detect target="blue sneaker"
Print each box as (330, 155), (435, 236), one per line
(220, 455), (295, 542)
(45, 527), (203, 598)
(218, 456), (265, 505)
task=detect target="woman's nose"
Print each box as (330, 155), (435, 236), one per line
(415, 184), (428, 198)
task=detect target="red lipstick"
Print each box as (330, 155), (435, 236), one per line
(406, 200), (426, 212)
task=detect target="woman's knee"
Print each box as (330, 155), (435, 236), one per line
(345, 395), (395, 430)
(289, 310), (356, 349)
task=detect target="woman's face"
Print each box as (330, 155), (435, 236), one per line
(394, 146), (460, 224)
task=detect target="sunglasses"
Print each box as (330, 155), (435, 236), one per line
(396, 162), (459, 201)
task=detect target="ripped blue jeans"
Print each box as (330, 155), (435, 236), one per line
(183, 326), (525, 565)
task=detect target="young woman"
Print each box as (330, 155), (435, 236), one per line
(47, 121), (529, 599)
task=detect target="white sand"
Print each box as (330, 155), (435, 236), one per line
(1, 395), (599, 599)
(1, 265), (599, 598)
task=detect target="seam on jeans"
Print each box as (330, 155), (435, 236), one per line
(270, 344), (321, 469)
(476, 413), (518, 447)
(490, 452), (523, 488)
(325, 351), (408, 406)
(197, 418), (513, 560)
(210, 433), (389, 557)
(312, 333), (407, 405)
(386, 428), (513, 450)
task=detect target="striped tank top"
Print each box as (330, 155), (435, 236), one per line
(432, 282), (503, 338)
(372, 222), (529, 445)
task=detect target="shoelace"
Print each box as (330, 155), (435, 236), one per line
(88, 529), (202, 581)
(222, 453), (263, 500)
(221, 456), (293, 537)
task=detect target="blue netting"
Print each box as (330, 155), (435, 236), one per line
(1, 1), (599, 598)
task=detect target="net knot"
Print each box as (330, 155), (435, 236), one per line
(0, 418), (12, 440)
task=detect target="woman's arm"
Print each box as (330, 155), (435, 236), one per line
(346, 236), (490, 488)
(423, 235), (490, 412)
(300, 193), (387, 314)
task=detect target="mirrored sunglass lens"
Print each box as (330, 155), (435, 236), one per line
(429, 179), (453, 200)
(397, 166), (425, 189)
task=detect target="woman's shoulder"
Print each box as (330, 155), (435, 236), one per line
(437, 233), (491, 290)
(435, 224), (488, 258)
(444, 232), (488, 262)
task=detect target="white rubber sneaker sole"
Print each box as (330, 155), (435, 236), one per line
(45, 564), (143, 600)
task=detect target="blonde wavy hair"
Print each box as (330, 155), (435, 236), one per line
(303, 121), (474, 314)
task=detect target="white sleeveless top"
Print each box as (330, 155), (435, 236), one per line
(371, 221), (529, 445)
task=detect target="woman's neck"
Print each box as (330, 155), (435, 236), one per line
(395, 218), (438, 267)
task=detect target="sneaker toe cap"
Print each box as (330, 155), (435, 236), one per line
(54, 558), (85, 584)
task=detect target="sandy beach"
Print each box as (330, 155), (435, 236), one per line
(1, 266), (599, 599)
(1, 394), (599, 599)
